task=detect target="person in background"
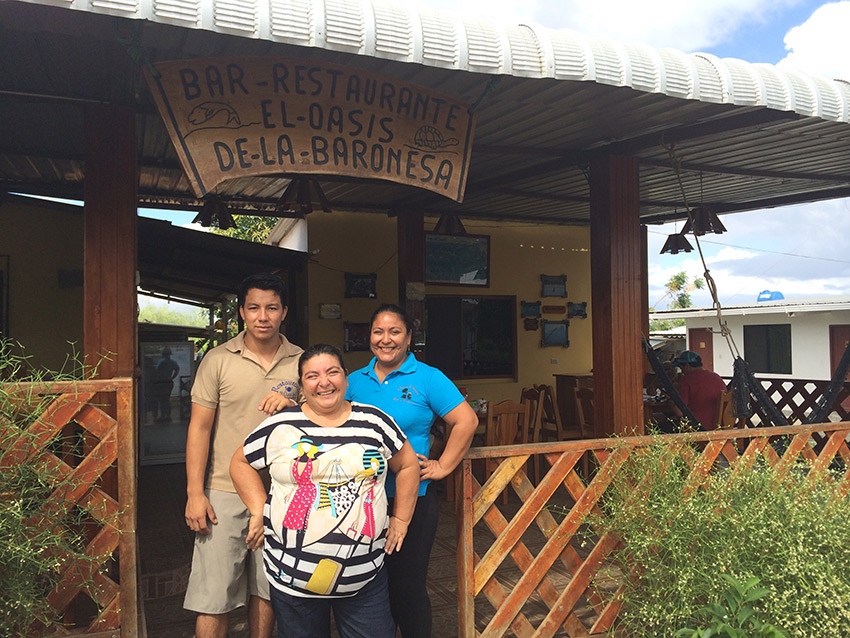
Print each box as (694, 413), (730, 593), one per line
(153, 346), (180, 422)
(345, 304), (478, 638)
(230, 343), (419, 638)
(672, 350), (727, 430)
(184, 273), (303, 638)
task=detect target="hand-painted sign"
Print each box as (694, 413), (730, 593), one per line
(145, 57), (476, 202)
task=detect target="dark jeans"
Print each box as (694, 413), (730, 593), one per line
(269, 567), (394, 638)
(386, 482), (440, 638)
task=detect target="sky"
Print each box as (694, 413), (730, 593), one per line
(145, 1), (850, 310)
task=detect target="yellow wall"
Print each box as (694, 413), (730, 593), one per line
(0, 197), (84, 370)
(306, 210), (399, 372)
(305, 211), (592, 403)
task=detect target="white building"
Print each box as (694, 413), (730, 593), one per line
(649, 296), (850, 380)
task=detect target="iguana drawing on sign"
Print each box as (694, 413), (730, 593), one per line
(184, 101), (259, 137)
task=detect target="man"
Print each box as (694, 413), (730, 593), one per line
(184, 273), (302, 638)
(673, 350), (727, 430)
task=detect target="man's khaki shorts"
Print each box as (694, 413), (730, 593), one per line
(183, 489), (269, 614)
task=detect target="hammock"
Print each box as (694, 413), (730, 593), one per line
(642, 336), (702, 429)
(651, 146), (850, 429)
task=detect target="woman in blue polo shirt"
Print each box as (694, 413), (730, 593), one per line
(346, 304), (478, 638)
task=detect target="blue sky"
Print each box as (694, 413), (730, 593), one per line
(145, 1), (850, 309)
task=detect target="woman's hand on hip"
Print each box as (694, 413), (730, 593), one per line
(416, 454), (449, 481)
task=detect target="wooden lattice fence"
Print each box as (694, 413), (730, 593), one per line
(457, 421), (850, 638)
(722, 376), (850, 425)
(1, 379), (138, 637)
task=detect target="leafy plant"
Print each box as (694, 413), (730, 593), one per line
(582, 437), (850, 637)
(675, 574), (786, 638)
(0, 339), (113, 636)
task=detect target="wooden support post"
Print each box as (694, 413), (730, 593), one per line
(83, 104), (139, 638)
(397, 211), (426, 354)
(84, 104), (138, 379)
(590, 155), (644, 436)
(641, 226), (651, 375)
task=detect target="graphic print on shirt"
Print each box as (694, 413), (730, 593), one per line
(271, 378), (299, 399)
(271, 432), (389, 595)
(282, 439), (323, 550)
(396, 383), (420, 404)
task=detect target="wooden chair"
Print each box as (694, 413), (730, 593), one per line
(573, 386), (595, 439)
(485, 399), (530, 502)
(537, 384), (591, 478)
(520, 387), (545, 482)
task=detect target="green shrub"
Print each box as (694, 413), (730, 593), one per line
(586, 437), (850, 637)
(0, 339), (110, 636)
(675, 574), (786, 638)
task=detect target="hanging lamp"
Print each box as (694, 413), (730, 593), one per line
(660, 232), (694, 255)
(192, 196), (235, 230)
(275, 177), (331, 217)
(681, 206), (727, 236)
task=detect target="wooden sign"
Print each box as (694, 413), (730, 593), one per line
(145, 57), (476, 201)
(542, 305), (566, 314)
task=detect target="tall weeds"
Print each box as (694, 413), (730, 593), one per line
(0, 339), (112, 636)
(588, 438), (850, 637)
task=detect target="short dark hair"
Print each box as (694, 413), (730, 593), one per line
(237, 273), (287, 308)
(298, 343), (347, 379)
(369, 303), (413, 334)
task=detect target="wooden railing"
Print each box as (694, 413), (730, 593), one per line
(1, 378), (138, 637)
(721, 376), (850, 425)
(456, 422), (850, 638)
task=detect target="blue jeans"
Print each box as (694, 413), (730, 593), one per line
(269, 567), (395, 638)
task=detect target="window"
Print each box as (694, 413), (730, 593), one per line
(743, 324), (791, 374)
(424, 295), (515, 379)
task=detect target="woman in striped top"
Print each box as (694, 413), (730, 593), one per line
(230, 343), (419, 638)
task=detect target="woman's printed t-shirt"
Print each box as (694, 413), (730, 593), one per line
(243, 402), (406, 598)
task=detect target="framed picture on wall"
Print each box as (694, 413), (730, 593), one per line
(541, 319), (570, 347)
(344, 273), (377, 298)
(344, 322), (371, 352)
(319, 303), (342, 319)
(425, 233), (489, 286)
(541, 274), (567, 297)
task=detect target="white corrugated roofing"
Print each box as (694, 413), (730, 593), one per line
(33, 0), (850, 124)
(650, 295), (850, 319)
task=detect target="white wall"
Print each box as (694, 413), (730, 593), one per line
(685, 310), (850, 380)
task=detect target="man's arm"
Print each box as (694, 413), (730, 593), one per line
(230, 446), (268, 550)
(185, 402), (218, 534)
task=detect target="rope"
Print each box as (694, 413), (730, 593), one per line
(666, 146), (740, 359)
(666, 144), (848, 426)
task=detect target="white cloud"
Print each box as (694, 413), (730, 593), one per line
(404, 0), (797, 52)
(778, 2), (850, 80)
(540, 0), (793, 51)
(706, 247), (756, 263)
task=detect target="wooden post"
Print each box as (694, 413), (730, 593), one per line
(84, 104), (138, 379)
(397, 211), (426, 354)
(590, 155), (644, 436)
(457, 459), (475, 638)
(84, 104), (139, 637)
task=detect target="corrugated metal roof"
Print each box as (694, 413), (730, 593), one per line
(651, 296), (850, 319)
(3, 0), (850, 224)
(30, 0), (850, 121)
